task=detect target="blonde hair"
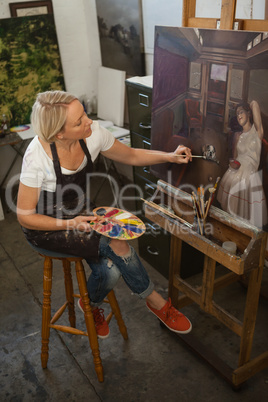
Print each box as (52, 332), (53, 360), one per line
(31, 90), (78, 142)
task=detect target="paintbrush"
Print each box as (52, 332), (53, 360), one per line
(200, 186), (205, 217)
(146, 151), (206, 159)
(192, 190), (201, 218)
(191, 194), (203, 235)
(211, 176), (221, 204)
(204, 187), (216, 220)
(141, 198), (192, 228)
(214, 176), (220, 189)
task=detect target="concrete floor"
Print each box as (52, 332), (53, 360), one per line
(1, 171), (268, 401)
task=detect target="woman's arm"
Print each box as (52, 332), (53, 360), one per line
(17, 183), (94, 232)
(101, 141), (192, 166)
(250, 100), (263, 140)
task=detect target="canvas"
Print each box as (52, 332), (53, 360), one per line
(0, 14), (65, 126)
(150, 26), (268, 231)
(96, 0), (145, 76)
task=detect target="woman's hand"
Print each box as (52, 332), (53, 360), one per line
(229, 159), (241, 170)
(68, 215), (98, 232)
(170, 145), (192, 164)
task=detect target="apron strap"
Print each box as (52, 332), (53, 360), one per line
(50, 139), (94, 186)
(79, 139), (94, 172)
(50, 142), (63, 185)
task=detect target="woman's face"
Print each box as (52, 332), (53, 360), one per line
(59, 99), (92, 141)
(236, 107), (249, 127)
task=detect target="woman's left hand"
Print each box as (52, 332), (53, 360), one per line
(68, 215), (98, 232)
(170, 145), (192, 164)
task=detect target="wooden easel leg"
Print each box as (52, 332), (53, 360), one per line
(62, 259), (76, 328)
(238, 235), (266, 370)
(182, 0), (196, 27)
(41, 256), (52, 369)
(74, 260), (104, 382)
(200, 255), (216, 313)
(238, 264), (264, 367)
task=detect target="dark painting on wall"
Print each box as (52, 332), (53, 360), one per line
(0, 14), (65, 126)
(96, 0), (145, 76)
(151, 26), (268, 232)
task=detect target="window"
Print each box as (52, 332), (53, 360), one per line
(189, 62), (202, 91)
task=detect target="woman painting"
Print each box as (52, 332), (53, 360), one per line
(17, 90), (193, 339)
(217, 100), (267, 229)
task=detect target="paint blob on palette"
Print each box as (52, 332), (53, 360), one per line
(91, 207), (146, 240)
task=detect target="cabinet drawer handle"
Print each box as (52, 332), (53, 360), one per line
(142, 139), (151, 149)
(139, 122), (151, 130)
(147, 245), (159, 256)
(143, 166), (150, 174)
(147, 223), (160, 236)
(145, 183), (155, 192)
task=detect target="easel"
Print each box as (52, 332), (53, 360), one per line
(145, 181), (268, 388)
(146, 1), (268, 388)
(183, 0), (268, 31)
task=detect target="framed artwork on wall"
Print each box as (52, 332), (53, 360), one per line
(9, 1), (53, 17)
(0, 14), (65, 126)
(96, 0), (145, 76)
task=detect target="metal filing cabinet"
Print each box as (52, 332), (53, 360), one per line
(125, 78), (204, 280)
(125, 78), (171, 279)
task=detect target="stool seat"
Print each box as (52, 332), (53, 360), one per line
(40, 253), (128, 382)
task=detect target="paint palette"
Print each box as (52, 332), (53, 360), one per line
(10, 125), (30, 132)
(91, 207), (146, 240)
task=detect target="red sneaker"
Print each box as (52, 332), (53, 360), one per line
(78, 298), (110, 339)
(146, 298), (192, 334)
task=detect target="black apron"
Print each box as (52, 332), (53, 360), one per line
(22, 139), (101, 261)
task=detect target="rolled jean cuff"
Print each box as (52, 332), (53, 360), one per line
(89, 300), (103, 308)
(134, 279), (154, 299)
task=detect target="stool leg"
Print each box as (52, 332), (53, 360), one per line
(75, 260), (104, 382)
(62, 259), (76, 328)
(41, 256), (53, 368)
(107, 290), (128, 340)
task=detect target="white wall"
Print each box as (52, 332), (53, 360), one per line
(142, 0), (183, 76)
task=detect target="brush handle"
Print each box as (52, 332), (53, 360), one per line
(185, 155), (204, 158)
(141, 198), (192, 228)
(146, 151), (204, 158)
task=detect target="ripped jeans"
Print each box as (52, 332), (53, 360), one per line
(86, 236), (154, 305)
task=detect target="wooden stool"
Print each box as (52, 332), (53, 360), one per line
(40, 253), (128, 382)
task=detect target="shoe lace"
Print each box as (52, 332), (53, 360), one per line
(92, 308), (105, 326)
(165, 299), (183, 321)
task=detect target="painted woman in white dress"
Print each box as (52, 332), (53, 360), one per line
(217, 100), (267, 228)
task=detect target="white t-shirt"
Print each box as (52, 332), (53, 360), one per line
(20, 121), (115, 192)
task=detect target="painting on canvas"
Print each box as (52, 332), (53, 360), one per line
(150, 26), (268, 231)
(96, 0), (145, 76)
(0, 14), (65, 125)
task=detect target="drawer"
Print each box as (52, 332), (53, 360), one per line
(131, 133), (157, 183)
(138, 216), (170, 279)
(126, 84), (152, 139)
